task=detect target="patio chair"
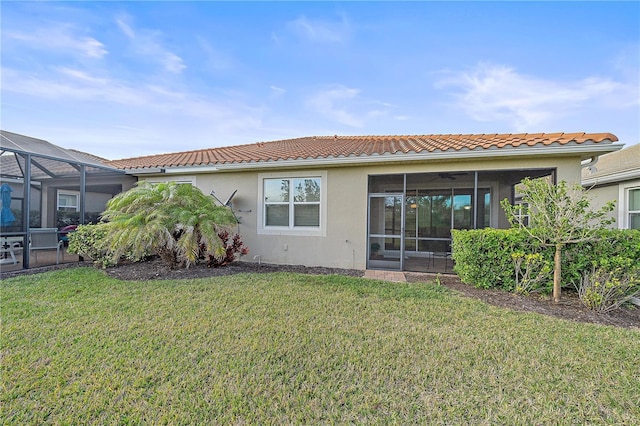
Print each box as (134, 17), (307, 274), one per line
(1, 240), (21, 265)
(30, 228), (64, 264)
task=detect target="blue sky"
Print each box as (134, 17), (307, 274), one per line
(2, 1), (639, 160)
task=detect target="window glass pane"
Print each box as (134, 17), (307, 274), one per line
(453, 193), (472, 230)
(265, 204), (289, 226)
(384, 196), (403, 235)
(419, 239), (449, 253)
(294, 204), (319, 227)
(384, 237), (401, 252)
(405, 197), (416, 238)
(417, 196), (432, 238)
(629, 189), (640, 211)
(293, 178), (320, 202)
(630, 213), (640, 230)
(264, 179), (289, 203)
(58, 194), (77, 208)
(483, 191), (491, 228)
(428, 193), (452, 238)
(404, 238), (416, 251)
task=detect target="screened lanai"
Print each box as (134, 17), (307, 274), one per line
(0, 130), (136, 271)
(366, 168), (556, 273)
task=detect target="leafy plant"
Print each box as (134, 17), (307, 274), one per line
(512, 251), (552, 295)
(501, 178), (615, 302)
(206, 231), (249, 267)
(67, 224), (114, 267)
(100, 181), (239, 269)
(577, 267), (640, 312)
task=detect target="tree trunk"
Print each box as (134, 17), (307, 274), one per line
(553, 243), (562, 303)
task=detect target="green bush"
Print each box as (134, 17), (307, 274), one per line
(512, 251), (553, 295)
(451, 228), (543, 291)
(68, 223), (153, 268)
(562, 229), (640, 286)
(577, 267), (640, 312)
(452, 228), (640, 294)
(67, 224), (113, 267)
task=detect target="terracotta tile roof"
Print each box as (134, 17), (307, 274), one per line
(106, 132), (618, 170)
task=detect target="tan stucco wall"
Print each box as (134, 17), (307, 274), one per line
(587, 184), (619, 227)
(587, 178), (640, 229)
(140, 154), (584, 270)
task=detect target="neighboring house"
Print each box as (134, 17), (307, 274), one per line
(106, 132), (621, 273)
(1, 130), (136, 267)
(582, 143), (640, 229)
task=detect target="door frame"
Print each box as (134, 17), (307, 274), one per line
(367, 192), (405, 271)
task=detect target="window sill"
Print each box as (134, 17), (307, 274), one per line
(258, 227), (324, 237)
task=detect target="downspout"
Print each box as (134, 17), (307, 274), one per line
(581, 156), (600, 189)
(581, 156), (599, 173)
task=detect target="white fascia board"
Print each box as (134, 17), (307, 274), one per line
(164, 165), (219, 174)
(583, 169), (640, 186)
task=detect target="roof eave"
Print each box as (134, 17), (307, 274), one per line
(582, 169), (640, 186)
(128, 143), (621, 175)
(0, 146), (126, 175)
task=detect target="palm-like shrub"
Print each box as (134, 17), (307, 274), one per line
(100, 181), (238, 268)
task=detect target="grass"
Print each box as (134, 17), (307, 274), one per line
(2, 268), (639, 424)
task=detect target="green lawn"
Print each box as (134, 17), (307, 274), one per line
(2, 268), (639, 424)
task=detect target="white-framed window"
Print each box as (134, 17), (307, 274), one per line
(57, 191), (79, 212)
(514, 200), (529, 227)
(627, 187), (640, 230)
(258, 172), (327, 236)
(142, 177), (195, 186)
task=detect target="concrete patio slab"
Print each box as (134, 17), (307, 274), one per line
(364, 270), (407, 282)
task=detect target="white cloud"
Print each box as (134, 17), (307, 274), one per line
(269, 85), (287, 98)
(116, 17), (186, 74)
(1, 66), (261, 129)
(286, 14), (350, 43)
(4, 25), (107, 58)
(196, 37), (234, 72)
(306, 85), (396, 128)
(307, 86), (364, 127)
(437, 64), (627, 130)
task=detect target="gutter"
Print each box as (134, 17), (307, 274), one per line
(582, 169), (640, 187)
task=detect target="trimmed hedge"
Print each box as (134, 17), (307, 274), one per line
(452, 228), (640, 292)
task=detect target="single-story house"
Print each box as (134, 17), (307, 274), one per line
(104, 132), (622, 273)
(582, 143), (640, 229)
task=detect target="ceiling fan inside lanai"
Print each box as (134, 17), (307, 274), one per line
(437, 172), (468, 180)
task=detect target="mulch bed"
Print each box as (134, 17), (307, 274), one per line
(3, 258), (638, 329)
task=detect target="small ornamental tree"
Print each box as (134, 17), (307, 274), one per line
(100, 181), (239, 269)
(500, 178), (615, 302)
